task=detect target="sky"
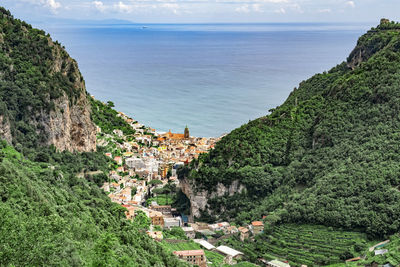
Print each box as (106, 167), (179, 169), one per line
(2, 0), (400, 23)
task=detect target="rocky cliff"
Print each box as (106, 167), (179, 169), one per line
(180, 177), (245, 220)
(0, 8), (96, 152)
(37, 40), (96, 152)
(36, 90), (96, 152)
(347, 18), (399, 70)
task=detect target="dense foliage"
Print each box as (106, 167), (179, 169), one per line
(0, 7), (85, 148)
(182, 20), (400, 237)
(90, 97), (136, 136)
(0, 7), (188, 266)
(0, 142), (186, 266)
(359, 234), (400, 265)
(219, 224), (368, 266)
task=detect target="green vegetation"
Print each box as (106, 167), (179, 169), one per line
(147, 194), (174, 206)
(181, 19), (400, 238)
(220, 224), (368, 266)
(163, 227), (188, 240)
(0, 141), (186, 266)
(148, 182), (177, 206)
(0, 7), (188, 266)
(358, 234), (400, 265)
(0, 7), (87, 149)
(90, 97), (136, 136)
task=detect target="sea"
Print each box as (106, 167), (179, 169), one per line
(38, 23), (372, 137)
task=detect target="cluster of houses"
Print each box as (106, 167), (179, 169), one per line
(97, 108), (220, 207)
(162, 220), (266, 266)
(95, 104), (294, 266)
(100, 110), (220, 178)
(172, 241), (244, 266)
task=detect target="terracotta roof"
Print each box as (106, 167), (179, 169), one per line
(252, 221), (264, 226)
(238, 226), (249, 232)
(173, 250), (205, 256)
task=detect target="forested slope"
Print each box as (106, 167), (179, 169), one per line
(0, 7), (96, 152)
(0, 142), (186, 266)
(0, 7), (187, 266)
(181, 19), (400, 237)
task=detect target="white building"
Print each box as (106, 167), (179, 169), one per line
(215, 246), (243, 264)
(126, 157), (146, 170)
(113, 129), (123, 137)
(182, 226), (195, 239)
(164, 217), (181, 229)
(266, 260), (291, 267)
(193, 239), (215, 250)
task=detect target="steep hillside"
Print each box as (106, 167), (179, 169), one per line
(0, 142), (186, 266)
(180, 19), (400, 237)
(0, 7), (95, 152)
(0, 7), (188, 266)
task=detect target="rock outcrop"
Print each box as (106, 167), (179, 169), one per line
(37, 41), (96, 152)
(347, 18), (398, 70)
(0, 115), (12, 144)
(36, 91), (96, 152)
(0, 12), (96, 152)
(180, 178), (245, 220)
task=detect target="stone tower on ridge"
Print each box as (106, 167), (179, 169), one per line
(184, 126), (190, 139)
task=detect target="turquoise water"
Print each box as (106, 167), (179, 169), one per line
(42, 23), (371, 137)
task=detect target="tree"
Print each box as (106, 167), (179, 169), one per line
(92, 233), (118, 267)
(132, 210), (150, 230)
(148, 179), (163, 186)
(106, 101), (114, 108)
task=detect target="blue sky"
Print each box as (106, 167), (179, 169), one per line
(2, 0), (400, 23)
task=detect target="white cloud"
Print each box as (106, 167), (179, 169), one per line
(235, 3), (264, 13)
(318, 8), (331, 13)
(223, 0), (288, 2)
(274, 7), (286, 14)
(92, 1), (106, 12)
(252, 4), (263, 12)
(114, 1), (134, 13)
(160, 3), (181, 14)
(235, 4), (250, 13)
(22, 0), (62, 12)
(286, 3), (303, 13)
(345, 1), (355, 8)
(46, 0), (61, 10)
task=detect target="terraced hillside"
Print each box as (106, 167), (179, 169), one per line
(221, 224), (369, 266)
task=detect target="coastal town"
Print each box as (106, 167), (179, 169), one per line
(94, 99), (287, 267)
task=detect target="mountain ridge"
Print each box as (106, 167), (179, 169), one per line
(180, 18), (400, 238)
(0, 7), (96, 152)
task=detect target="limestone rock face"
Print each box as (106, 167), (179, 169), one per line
(180, 178), (245, 220)
(38, 40), (97, 152)
(36, 92), (96, 152)
(0, 115), (12, 144)
(0, 32), (96, 152)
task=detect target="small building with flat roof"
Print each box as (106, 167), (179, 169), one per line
(266, 259), (291, 267)
(215, 245), (243, 264)
(251, 221), (264, 235)
(193, 239), (216, 250)
(149, 211), (164, 227)
(182, 226), (195, 239)
(163, 217), (181, 229)
(173, 250), (206, 267)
